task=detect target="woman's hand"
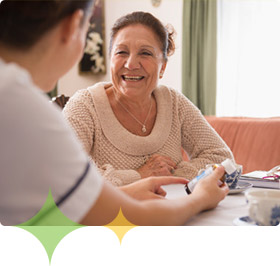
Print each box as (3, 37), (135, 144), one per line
(119, 176), (188, 200)
(191, 166), (229, 211)
(137, 154), (177, 178)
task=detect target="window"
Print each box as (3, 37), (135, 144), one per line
(217, 0), (280, 117)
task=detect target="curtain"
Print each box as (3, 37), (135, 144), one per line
(182, 0), (217, 115)
(216, 0), (280, 117)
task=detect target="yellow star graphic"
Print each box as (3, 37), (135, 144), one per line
(105, 208), (137, 244)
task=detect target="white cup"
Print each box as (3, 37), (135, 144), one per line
(245, 189), (280, 226)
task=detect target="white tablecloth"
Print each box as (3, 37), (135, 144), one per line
(163, 183), (252, 226)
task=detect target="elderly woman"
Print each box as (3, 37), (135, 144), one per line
(0, 0), (229, 226)
(63, 11), (233, 186)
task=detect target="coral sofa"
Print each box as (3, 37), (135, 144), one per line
(205, 116), (280, 174)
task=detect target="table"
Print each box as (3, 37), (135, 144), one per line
(163, 183), (255, 226)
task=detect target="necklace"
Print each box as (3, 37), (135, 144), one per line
(113, 89), (153, 133)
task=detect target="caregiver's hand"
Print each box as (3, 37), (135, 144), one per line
(119, 176), (188, 200)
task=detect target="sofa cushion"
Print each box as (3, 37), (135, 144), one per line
(205, 116), (280, 173)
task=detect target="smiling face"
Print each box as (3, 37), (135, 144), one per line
(110, 24), (167, 99)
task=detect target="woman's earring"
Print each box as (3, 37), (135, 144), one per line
(159, 72), (163, 78)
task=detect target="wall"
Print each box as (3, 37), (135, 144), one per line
(58, 0), (183, 96)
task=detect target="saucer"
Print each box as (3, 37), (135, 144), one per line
(233, 216), (258, 226)
(228, 181), (253, 194)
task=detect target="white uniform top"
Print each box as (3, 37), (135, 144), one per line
(0, 59), (103, 225)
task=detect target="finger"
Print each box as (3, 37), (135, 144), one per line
(162, 160), (177, 168)
(159, 168), (173, 176)
(208, 166), (225, 181)
(151, 154), (177, 168)
(147, 192), (166, 200)
(152, 166), (172, 176)
(167, 165), (175, 174)
(159, 157), (177, 168)
(149, 154), (161, 162)
(152, 176), (188, 186)
(220, 182), (229, 194)
(156, 187), (167, 197)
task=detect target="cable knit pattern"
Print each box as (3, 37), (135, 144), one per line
(63, 82), (234, 186)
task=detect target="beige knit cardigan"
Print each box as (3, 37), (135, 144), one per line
(63, 82), (234, 186)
